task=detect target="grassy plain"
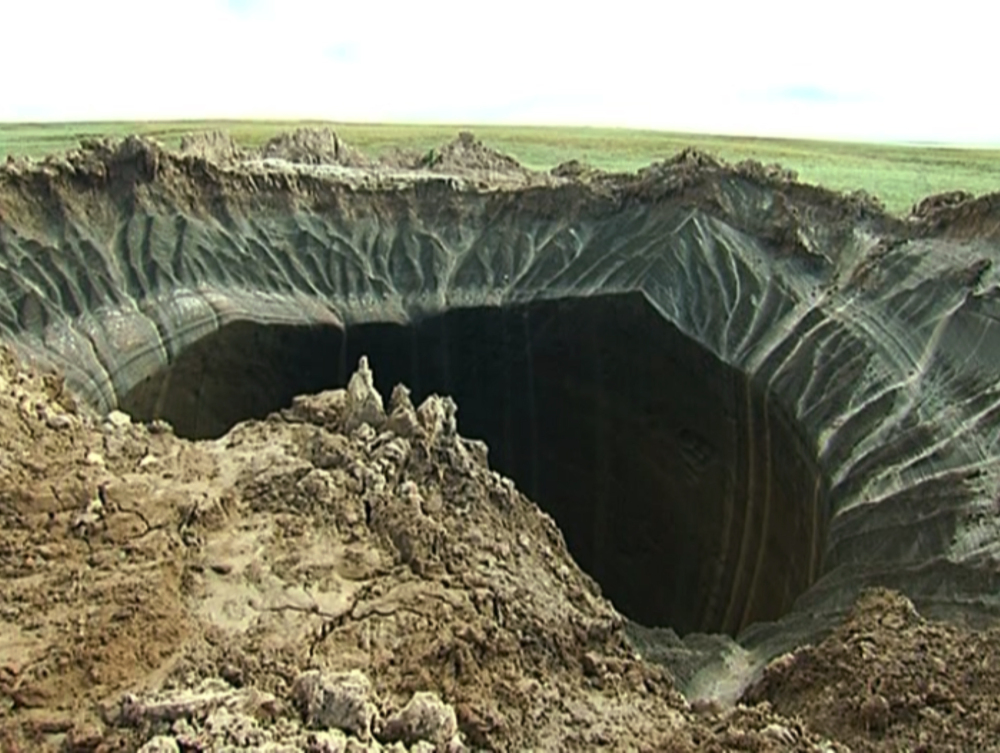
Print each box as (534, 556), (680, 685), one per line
(2, 120), (998, 215)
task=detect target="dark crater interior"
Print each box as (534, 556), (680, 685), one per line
(121, 292), (829, 637)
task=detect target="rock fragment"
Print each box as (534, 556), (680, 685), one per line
(416, 395), (458, 441)
(118, 678), (242, 724)
(293, 669), (378, 740)
(386, 384), (420, 439)
(106, 409), (132, 428)
(381, 691), (459, 748)
(45, 411), (73, 430)
(302, 729), (350, 751)
(138, 736), (181, 753)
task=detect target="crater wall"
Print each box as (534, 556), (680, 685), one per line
(2, 137), (1000, 660)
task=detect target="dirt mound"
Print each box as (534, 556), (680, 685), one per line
(3, 340), (999, 751)
(909, 190), (976, 219)
(550, 159), (603, 180)
(420, 132), (529, 177)
(910, 191), (1000, 240)
(0, 345), (849, 751)
(178, 131), (248, 164)
(733, 159), (799, 185)
(746, 589), (1000, 751)
(258, 127), (370, 167)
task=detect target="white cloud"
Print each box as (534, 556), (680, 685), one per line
(1, 0), (997, 143)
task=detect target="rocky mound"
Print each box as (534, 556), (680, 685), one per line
(258, 127), (371, 167)
(419, 132), (530, 177)
(178, 131), (248, 164)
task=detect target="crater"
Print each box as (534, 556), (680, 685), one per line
(4, 135), (1000, 666)
(121, 293), (827, 637)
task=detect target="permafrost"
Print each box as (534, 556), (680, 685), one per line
(2, 133), (1000, 674)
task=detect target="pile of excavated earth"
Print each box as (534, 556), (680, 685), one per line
(3, 346), (1000, 752)
(2, 129), (1000, 751)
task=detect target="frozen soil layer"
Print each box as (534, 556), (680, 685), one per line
(5, 133), (1000, 653)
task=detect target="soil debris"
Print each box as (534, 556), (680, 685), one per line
(419, 132), (528, 177)
(259, 127), (371, 167)
(746, 588), (1000, 752)
(2, 340), (998, 750)
(178, 131), (248, 164)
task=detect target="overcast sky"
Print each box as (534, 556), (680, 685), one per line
(3, 0), (997, 144)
